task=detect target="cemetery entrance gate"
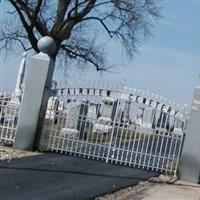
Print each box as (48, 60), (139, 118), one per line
(46, 83), (187, 176)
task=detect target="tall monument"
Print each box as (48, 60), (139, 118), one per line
(12, 52), (27, 103)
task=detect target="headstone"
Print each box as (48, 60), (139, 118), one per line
(92, 97), (114, 134)
(135, 107), (144, 126)
(87, 102), (98, 123)
(59, 99), (80, 138)
(135, 106), (154, 134)
(100, 97), (115, 119)
(142, 106), (154, 128)
(122, 100), (131, 123)
(77, 100), (89, 139)
(156, 111), (170, 131)
(172, 113), (184, 135)
(45, 97), (58, 120)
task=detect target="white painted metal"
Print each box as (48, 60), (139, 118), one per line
(0, 93), (20, 144)
(47, 82), (187, 176)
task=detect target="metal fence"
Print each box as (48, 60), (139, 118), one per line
(45, 82), (187, 175)
(0, 93), (21, 145)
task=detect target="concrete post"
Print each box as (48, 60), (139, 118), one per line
(14, 36), (56, 150)
(180, 85), (200, 183)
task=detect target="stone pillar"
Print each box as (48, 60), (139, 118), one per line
(180, 85), (200, 183)
(14, 36), (56, 150)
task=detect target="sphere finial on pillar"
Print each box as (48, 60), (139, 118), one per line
(37, 36), (56, 56)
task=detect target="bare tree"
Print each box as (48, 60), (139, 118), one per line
(0, 0), (160, 71)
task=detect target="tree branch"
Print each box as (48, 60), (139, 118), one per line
(8, 0), (39, 52)
(58, 0), (97, 41)
(61, 44), (106, 71)
(82, 16), (113, 38)
(30, 0), (43, 28)
(51, 0), (71, 35)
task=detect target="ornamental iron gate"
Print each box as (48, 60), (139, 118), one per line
(0, 93), (21, 145)
(47, 83), (187, 175)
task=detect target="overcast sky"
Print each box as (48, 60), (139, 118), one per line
(1, 0), (200, 107)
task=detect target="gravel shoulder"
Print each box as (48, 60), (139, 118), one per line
(0, 145), (41, 161)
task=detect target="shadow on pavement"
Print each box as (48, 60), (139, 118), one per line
(0, 153), (159, 200)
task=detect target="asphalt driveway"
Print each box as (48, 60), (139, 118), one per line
(0, 153), (158, 200)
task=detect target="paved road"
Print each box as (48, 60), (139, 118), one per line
(0, 153), (158, 200)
